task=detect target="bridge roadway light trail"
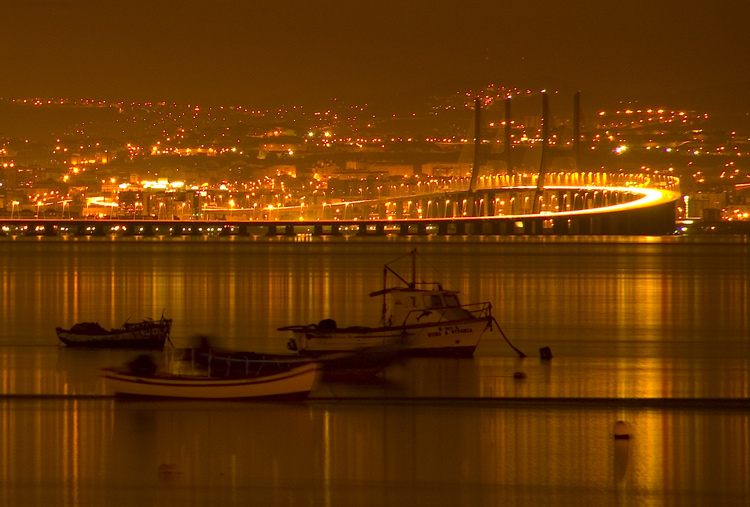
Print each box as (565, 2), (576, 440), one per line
(297, 186), (677, 220)
(505, 186), (676, 219)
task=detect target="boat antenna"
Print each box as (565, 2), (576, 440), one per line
(384, 248), (418, 288)
(385, 265), (410, 287)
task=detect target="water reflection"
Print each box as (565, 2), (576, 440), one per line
(1, 237), (749, 504)
(2, 398), (749, 506)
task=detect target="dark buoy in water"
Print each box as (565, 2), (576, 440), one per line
(539, 347), (553, 360)
(614, 421), (631, 481)
(513, 371), (527, 379)
(613, 420), (632, 440)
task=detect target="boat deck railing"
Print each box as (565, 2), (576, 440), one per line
(402, 301), (492, 325)
(463, 301), (492, 319)
(170, 347), (314, 379)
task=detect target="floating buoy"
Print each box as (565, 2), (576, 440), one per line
(158, 463), (182, 481)
(539, 346), (553, 360)
(613, 420), (632, 440)
(513, 371), (527, 379)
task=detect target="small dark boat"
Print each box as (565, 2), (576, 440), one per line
(192, 350), (319, 379)
(190, 346), (401, 381)
(176, 333), (400, 384)
(56, 316), (172, 349)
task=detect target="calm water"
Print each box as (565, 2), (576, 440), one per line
(1, 235), (749, 505)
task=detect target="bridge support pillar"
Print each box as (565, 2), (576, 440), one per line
(522, 219), (544, 235)
(571, 216), (591, 234)
(357, 223), (368, 236)
(378, 204), (387, 219)
(399, 223), (409, 236)
(490, 220), (501, 235)
(522, 220), (532, 235)
(284, 225), (296, 237)
(266, 225), (278, 236)
(313, 224), (324, 236)
(375, 223), (385, 235)
(592, 214), (615, 234)
(454, 221), (466, 235)
(486, 192), (495, 216)
(552, 218), (569, 235)
(443, 200), (453, 218)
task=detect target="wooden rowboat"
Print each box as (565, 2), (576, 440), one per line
(101, 354), (322, 400)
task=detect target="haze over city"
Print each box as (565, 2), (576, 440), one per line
(2, 0), (749, 113)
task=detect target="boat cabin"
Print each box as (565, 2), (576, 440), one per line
(371, 287), (476, 327)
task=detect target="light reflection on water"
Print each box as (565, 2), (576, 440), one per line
(1, 236), (749, 504)
(1, 398), (749, 506)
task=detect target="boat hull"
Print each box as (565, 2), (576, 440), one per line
(58, 333), (167, 349)
(101, 362), (322, 400)
(56, 319), (171, 349)
(287, 317), (491, 357)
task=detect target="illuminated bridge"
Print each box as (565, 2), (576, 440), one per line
(1, 172), (681, 238)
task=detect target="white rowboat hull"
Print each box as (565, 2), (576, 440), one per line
(101, 363), (322, 400)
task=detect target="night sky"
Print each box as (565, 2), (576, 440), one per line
(2, 0), (749, 112)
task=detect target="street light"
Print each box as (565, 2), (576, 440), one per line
(11, 201), (19, 219)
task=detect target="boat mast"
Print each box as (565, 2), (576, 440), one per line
(411, 248), (416, 289)
(381, 267), (388, 325)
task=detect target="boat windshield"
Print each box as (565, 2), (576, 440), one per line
(424, 294), (444, 308)
(443, 294), (460, 307)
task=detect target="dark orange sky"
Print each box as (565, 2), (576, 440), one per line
(2, 0), (748, 112)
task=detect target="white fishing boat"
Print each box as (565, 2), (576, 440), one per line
(101, 353), (322, 400)
(280, 249), (494, 357)
(56, 316), (172, 349)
